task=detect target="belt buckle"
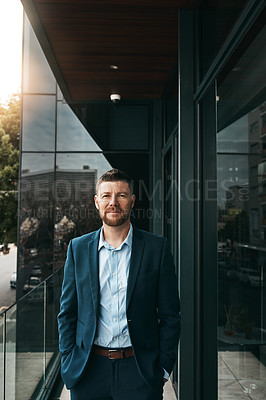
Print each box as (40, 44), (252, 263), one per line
(108, 349), (118, 359)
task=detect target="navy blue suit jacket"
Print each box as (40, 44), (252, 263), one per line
(58, 226), (181, 389)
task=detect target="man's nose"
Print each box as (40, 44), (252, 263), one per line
(109, 194), (118, 205)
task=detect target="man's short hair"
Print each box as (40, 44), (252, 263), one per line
(96, 169), (133, 194)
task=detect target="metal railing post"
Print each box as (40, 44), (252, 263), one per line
(3, 311), (6, 400)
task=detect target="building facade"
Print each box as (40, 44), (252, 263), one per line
(14, 1), (266, 399)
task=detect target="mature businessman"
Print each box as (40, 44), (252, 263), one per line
(58, 169), (181, 400)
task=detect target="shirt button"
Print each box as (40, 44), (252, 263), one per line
(113, 251), (116, 254)
(113, 273), (116, 276)
(113, 318), (117, 322)
(113, 295), (116, 299)
(113, 337), (117, 341)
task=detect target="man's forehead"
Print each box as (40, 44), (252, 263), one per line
(97, 180), (130, 192)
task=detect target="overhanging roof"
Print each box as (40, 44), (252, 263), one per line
(21, 0), (246, 103)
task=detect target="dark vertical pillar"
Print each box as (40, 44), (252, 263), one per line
(178, 10), (218, 400)
(178, 10), (196, 400)
(200, 83), (218, 400)
(198, 10), (218, 400)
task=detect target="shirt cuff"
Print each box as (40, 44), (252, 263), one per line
(163, 368), (169, 381)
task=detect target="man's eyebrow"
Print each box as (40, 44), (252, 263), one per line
(100, 191), (129, 195)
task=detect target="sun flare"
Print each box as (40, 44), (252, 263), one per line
(0, 0), (23, 104)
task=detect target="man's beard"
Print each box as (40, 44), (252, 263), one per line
(99, 207), (131, 227)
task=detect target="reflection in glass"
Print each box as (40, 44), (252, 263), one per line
(56, 153), (111, 177)
(45, 268), (64, 378)
(57, 101), (101, 151)
(19, 154), (55, 300)
(0, 271), (63, 399)
(23, 16), (56, 94)
(54, 154), (111, 267)
(218, 102), (266, 399)
(21, 153), (55, 175)
(22, 95), (56, 151)
(5, 306), (16, 399)
(16, 286), (45, 399)
(217, 114), (249, 153)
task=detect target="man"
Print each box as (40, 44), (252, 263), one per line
(58, 169), (181, 400)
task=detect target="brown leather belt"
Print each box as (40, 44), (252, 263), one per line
(92, 345), (134, 360)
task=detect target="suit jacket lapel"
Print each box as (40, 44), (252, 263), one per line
(126, 227), (144, 310)
(87, 229), (101, 316)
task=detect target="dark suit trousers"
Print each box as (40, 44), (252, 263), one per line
(70, 352), (164, 400)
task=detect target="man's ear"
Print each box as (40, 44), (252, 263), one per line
(94, 195), (99, 209)
(131, 194), (136, 208)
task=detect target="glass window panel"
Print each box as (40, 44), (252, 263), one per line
(217, 17), (266, 397)
(5, 305), (16, 399)
(218, 64), (266, 400)
(21, 153), (54, 175)
(217, 114), (249, 154)
(56, 153), (111, 177)
(23, 15), (56, 94)
(22, 95), (56, 151)
(45, 269), (64, 378)
(218, 150), (266, 399)
(16, 285), (45, 399)
(57, 101), (101, 151)
(19, 154), (55, 300)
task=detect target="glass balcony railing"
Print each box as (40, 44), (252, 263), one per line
(0, 267), (64, 400)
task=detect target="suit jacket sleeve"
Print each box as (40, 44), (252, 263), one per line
(157, 238), (181, 374)
(58, 240), (78, 356)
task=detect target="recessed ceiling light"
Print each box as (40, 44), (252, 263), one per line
(110, 94), (121, 102)
(110, 65), (119, 70)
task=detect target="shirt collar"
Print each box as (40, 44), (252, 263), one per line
(98, 223), (133, 251)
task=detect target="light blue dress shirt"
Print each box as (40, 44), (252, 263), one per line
(94, 224), (133, 348)
(93, 223), (169, 381)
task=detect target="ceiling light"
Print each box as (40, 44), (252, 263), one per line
(110, 94), (121, 103)
(110, 65), (119, 70)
